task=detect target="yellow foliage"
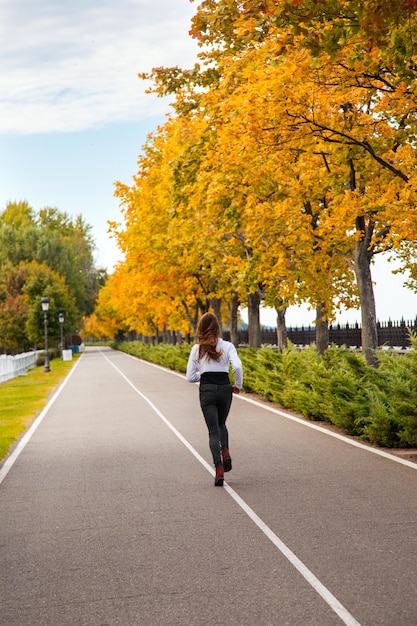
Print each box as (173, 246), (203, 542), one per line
(96, 3), (417, 333)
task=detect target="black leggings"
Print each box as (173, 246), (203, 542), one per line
(199, 383), (233, 467)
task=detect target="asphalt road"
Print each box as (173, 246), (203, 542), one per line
(0, 346), (416, 626)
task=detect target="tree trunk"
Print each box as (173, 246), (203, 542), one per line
(210, 297), (222, 332)
(248, 291), (261, 348)
(347, 158), (379, 367)
(315, 303), (329, 355)
(182, 298), (208, 335)
(229, 293), (240, 347)
(275, 307), (287, 352)
(354, 240), (379, 367)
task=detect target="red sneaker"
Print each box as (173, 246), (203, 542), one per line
(214, 466), (224, 486)
(222, 448), (232, 472)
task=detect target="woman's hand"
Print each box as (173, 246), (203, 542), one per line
(232, 386), (240, 394)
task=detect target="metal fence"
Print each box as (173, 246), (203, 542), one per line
(0, 351), (40, 383)
(225, 318), (417, 349)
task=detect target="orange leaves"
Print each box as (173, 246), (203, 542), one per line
(92, 0), (417, 335)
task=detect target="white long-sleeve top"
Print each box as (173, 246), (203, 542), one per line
(186, 338), (243, 389)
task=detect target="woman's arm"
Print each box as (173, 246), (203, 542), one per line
(186, 345), (201, 383)
(228, 343), (243, 390)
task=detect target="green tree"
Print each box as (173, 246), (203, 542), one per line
(23, 261), (78, 349)
(36, 208), (104, 315)
(0, 201), (107, 351)
(0, 261), (78, 352)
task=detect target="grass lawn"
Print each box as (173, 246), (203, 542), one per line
(0, 356), (79, 463)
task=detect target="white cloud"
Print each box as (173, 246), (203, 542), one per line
(0, 0), (198, 133)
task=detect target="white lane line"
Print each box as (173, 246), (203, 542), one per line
(119, 351), (417, 471)
(103, 351), (362, 626)
(0, 354), (83, 486)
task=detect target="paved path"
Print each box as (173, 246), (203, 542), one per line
(0, 347), (416, 626)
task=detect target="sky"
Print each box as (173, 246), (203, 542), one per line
(0, 0), (416, 328)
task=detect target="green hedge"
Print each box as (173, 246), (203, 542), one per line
(113, 338), (417, 448)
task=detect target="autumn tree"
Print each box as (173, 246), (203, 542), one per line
(140, 10), (360, 348)
(110, 109), (282, 344)
(170, 42), (360, 349)
(138, 1), (417, 364)
(110, 118), (213, 338)
(185, 0), (417, 364)
(100, 0), (417, 365)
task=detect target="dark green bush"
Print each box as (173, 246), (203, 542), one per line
(239, 346), (285, 400)
(36, 348), (59, 367)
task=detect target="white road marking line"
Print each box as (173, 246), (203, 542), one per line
(121, 351), (417, 471)
(104, 350), (362, 626)
(0, 354), (83, 486)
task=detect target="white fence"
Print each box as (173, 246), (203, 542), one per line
(0, 351), (40, 383)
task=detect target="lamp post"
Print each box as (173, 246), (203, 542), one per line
(58, 312), (65, 358)
(41, 297), (50, 373)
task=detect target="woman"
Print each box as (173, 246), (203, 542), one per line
(186, 313), (243, 486)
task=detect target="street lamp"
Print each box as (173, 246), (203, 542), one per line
(41, 296), (50, 373)
(58, 312), (65, 358)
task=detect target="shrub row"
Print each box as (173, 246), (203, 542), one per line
(113, 338), (417, 448)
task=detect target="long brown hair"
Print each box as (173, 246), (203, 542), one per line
(196, 313), (222, 361)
